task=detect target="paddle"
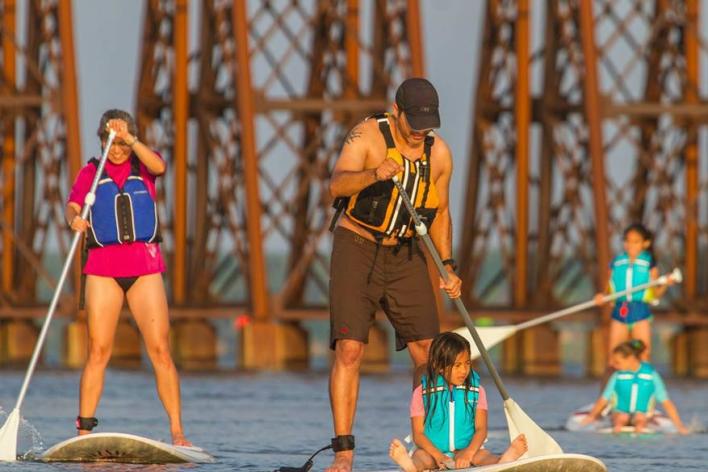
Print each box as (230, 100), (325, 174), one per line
(0, 131), (116, 462)
(391, 176), (562, 458)
(457, 268), (682, 360)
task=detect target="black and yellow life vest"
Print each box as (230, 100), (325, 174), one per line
(330, 113), (439, 238)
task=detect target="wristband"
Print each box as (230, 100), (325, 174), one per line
(442, 258), (457, 271)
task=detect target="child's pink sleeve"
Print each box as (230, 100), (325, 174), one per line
(477, 385), (488, 410)
(409, 385), (425, 417)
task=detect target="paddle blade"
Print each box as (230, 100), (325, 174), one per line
(504, 399), (563, 458)
(453, 326), (516, 360)
(671, 268), (682, 283)
(0, 408), (20, 461)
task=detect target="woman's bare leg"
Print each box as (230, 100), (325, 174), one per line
(126, 274), (190, 446)
(79, 275), (124, 434)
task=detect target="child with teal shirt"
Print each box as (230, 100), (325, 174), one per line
(388, 332), (527, 471)
(594, 223), (676, 362)
(581, 340), (688, 434)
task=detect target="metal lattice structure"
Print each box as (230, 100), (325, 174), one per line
(460, 0), (708, 314)
(0, 0), (81, 310)
(134, 0), (423, 319)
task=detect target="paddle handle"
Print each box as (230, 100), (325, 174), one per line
(13, 132), (116, 411)
(514, 268), (682, 332)
(392, 177), (511, 401)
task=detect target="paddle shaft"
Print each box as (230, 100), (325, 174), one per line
(12, 132), (116, 411)
(514, 273), (679, 332)
(392, 177), (511, 401)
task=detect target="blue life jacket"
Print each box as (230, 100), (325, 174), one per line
(612, 362), (657, 414)
(421, 372), (480, 454)
(86, 157), (161, 248)
(609, 250), (654, 303)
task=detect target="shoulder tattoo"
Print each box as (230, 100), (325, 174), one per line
(344, 124), (363, 145)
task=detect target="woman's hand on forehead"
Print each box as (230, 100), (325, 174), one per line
(105, 119), (133, 144)
(106, 119), (128, 134)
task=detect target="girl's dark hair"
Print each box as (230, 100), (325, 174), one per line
(97, 109), (137, 141)
(423, 332), (474, 426)
(623, 222), (655, 260)
(613, 339), (646, 359)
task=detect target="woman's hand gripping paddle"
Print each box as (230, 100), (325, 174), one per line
(455, 268), (682, 360)
(391, 176), (562, 458)
(0, 131), (117, 462)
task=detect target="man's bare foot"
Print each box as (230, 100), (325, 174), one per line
(172, 432), (192, 447)
(498, 434), (527, 464)
(325, 451), (353, 472)
(77, 429), (91, 436)
(388, 438), (416, 472)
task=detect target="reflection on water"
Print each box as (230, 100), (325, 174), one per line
(0, 370), (706, 471)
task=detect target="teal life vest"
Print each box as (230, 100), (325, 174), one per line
(612, 362), (658, 414)
(609, 250), (654, 303)
(421, 372), (480, 454)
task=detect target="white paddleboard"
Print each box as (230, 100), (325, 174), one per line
(378, 453), (607, 471)
(40, 432), (215, 464)
(566, 403), (676, 434)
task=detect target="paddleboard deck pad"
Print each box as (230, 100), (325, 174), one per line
(378, 453), (606, 471)
(566, 403), (675, 434)
(40, 432), (215, 464)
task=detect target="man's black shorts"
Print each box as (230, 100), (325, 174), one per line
(329, 226), (440, 351)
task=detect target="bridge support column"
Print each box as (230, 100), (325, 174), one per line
(171, 319), (217, 369)
(587, 325), (607, 377)
(502, 334), (521, 374)
(520, 325), (560, 376)
(240, 320), (309, 369)
(0, 320), (38, 366)
(688, 326), (708, 378)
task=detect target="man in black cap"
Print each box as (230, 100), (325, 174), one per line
(326, 77), (461, 472)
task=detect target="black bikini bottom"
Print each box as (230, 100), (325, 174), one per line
(114, 276), (139, 293)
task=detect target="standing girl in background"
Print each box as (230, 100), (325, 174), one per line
(581, 340), (688, 434)
(388, 332), (527, 471)
(594, 223), (674, 362)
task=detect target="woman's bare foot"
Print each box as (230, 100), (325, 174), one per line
(389, 438), (417, 472)
(325, 451), (353, 472)
(498, 434), (527, 464)
(172, 432), (192, 447)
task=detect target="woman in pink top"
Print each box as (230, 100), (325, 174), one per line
(65, 109), (190, 446)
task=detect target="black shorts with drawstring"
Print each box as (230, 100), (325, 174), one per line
(329, 226), (439, 351)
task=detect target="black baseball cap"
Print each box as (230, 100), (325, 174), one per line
(395, 77), (440, 130)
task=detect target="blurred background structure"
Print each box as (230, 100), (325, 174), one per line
(0, 0), (707, 376)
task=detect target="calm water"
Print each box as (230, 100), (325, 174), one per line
(0, 369), (706, 471)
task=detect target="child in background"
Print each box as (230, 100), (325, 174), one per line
(388, 332), (527, 471)
(581, 340), (688, 434)
(594, 223), (674, 362)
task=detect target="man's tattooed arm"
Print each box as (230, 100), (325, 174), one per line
(344, 124), (363, 145)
